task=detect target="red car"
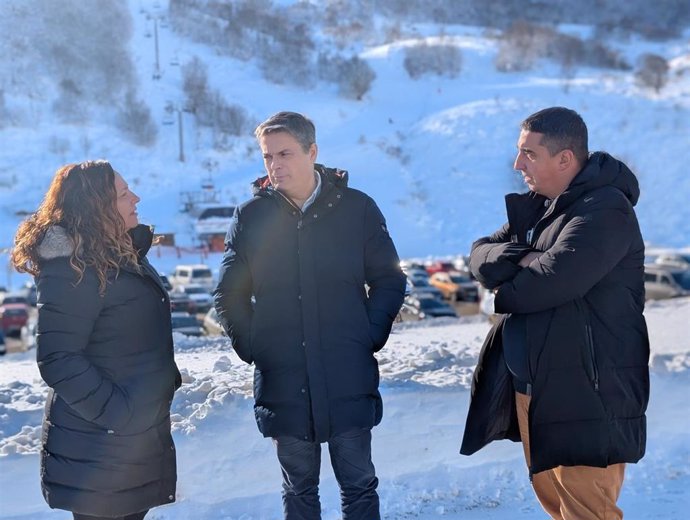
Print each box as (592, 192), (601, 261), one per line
(425, 261), (457, 276)
(0, 303), (29, 336)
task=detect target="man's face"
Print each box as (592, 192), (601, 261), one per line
(259, 131), (317, 200)
(513, 130), (563, 199)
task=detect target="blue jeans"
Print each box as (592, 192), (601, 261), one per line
(73, 511), (147, 520)
(273, 428), (380, 520)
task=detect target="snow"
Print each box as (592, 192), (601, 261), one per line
(1, 0), (690, 517)
(1, 299), (689, 518)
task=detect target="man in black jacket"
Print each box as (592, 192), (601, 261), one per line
(214, 111), (406, 520)
(461, 107), (650, 520)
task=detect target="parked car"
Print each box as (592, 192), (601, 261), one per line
(18, 282), (37, 306)
(170, 312), (204, 337)
(159, 274), (173, 291)
(20, 317), (38, 350)
(452, 255), (471, 274)
(654, 252), (690, 269)
(425, 261), (457, 276)
(644, 265), (690, 300)
(170, 264), (215, 291)
(169, 292), (196, 314)
(0, 303), (30, 337)
(203, 307), (225, 336)
(0, 293), (29, 306)
(428, 272), (479, 302)
(407, 276), (444, 299)
(399, 260), (426, 272)
(171, 284), (214, 312)
(0, 328), (6, 355)
(399, 294), (457, 321)
(478, 287), (501, 324)
(404, 268), (430, 283)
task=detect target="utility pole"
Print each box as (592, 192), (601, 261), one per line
(177, 108), (185, 162)
(153, 18), (161, 80)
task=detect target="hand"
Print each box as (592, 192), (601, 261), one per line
(518, 251), (542, 268)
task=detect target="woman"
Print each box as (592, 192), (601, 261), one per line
(12, 160), (181, 520)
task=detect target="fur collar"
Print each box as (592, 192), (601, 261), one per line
(37, 226), (75, 260)
(36, 225), (153, 262)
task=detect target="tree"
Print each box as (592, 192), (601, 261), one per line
(318, 54), (376, 100)
(181, 57), (210, 114)
(403, 41), (462, 79)
(115, 91), (158, 147)
(635, 54), (669, 93)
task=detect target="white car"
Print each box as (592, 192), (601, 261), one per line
(203, 307), (225, 336)
(20, 318), (37, 350)
(170, 264), (215, 291)
(654, 252), (690, 269)
(644, 265), (690, 300)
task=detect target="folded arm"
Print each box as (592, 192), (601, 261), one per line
(494, 205), (634, 314)
(469, 222), (536, 290)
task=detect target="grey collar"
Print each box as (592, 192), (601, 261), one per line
(37, 226), (75, 260)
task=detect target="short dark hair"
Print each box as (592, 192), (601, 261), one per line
(255, 111), (316, 153)
(521, 107), (588, 166)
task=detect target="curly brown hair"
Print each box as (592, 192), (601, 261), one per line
(11, 160), (140, 294)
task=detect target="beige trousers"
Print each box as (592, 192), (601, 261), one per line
(515, 392), (626, 520)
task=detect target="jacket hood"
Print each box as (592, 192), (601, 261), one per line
(568, 151), (640, 206)
(128, 224), (154, 259)
(251, 163), (349, 197)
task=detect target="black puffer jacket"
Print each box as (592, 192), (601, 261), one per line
(35, 225), (181, 516)
(214, 165), (406, 442)
(461, 152), (650, 473)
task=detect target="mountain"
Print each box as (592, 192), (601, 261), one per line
(0, 0), (688, 266)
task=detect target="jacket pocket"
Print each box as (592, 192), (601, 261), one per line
(575, 299), (599, 392)
(584, 323), (600, 391)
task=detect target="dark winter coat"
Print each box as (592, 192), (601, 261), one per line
(214, 165), (406, 442)
(35, 225), (181, 517)
(461, 152), (650, 474)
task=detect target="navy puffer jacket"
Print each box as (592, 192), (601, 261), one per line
(214, 165), (406, 442)
(35, 225), (180, 516)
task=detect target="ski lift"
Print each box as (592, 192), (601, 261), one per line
(162, 101), (175, 125)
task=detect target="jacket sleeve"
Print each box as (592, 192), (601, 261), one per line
(36, 263), (133, 431)
(469, 223), (535, 290)
(494, 200), (636, 314)
(363, 198), (406, 351)
(213, 208), (254, 363)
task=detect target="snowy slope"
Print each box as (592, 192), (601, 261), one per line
(1, 298), (688, 519)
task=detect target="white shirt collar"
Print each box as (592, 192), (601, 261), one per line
(300, 170), (322, 211)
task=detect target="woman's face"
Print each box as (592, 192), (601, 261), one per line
(114, 172), (141, 230)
